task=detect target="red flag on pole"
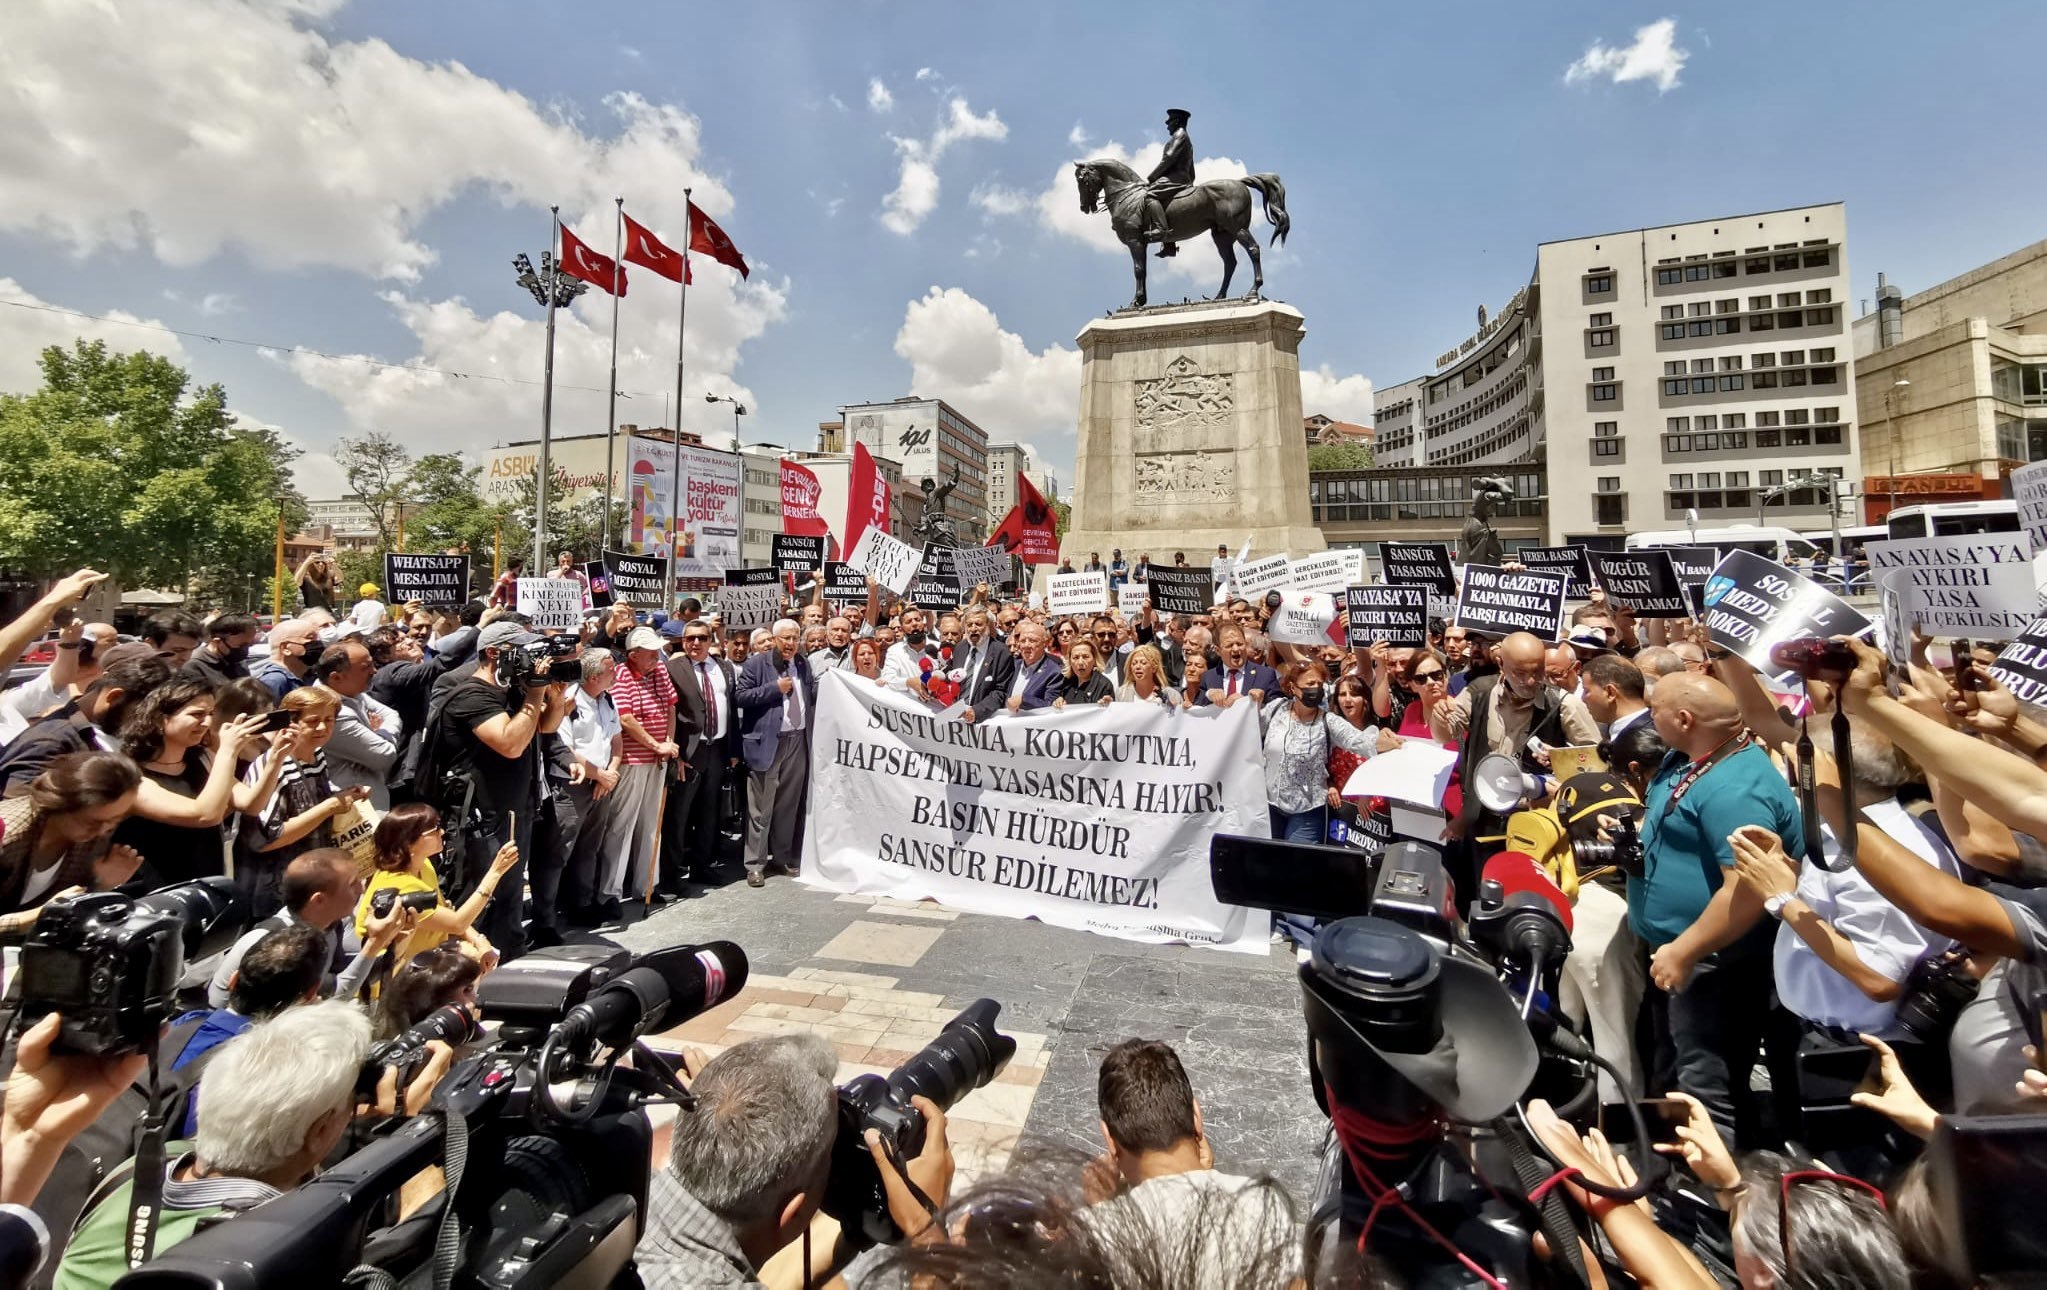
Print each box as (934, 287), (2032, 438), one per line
(620, 212), (685, 283)
(843, 442), (891, 554)
(688, 202), (750, 278)
(987, 471), (1060, 564)
(559, 223), (627, 296)
(780, 458), (830, 540)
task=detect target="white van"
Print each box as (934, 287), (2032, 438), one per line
(1884, 500), (2019, 541)
(1623, 525), (1823, 565)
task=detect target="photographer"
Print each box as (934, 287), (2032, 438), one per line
(54, 1000), (372, 1289)
(234, 687), (365, 919)
(206, 848), (406, 1007)
(358, 803), (517, 967)
(432, 620), (571, 959)
(637, 1033), (953, 1288)
(167, 922), (333, 1136)
(0, 752), (146, 936)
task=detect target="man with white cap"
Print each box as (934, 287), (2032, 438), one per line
(609, 626), (681, 903)
(433, 618), (572, 958)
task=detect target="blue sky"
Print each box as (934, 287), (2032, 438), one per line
(3, 1), (2042, 500)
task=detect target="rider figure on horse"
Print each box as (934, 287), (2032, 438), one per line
(1140, 108), (1195, 259)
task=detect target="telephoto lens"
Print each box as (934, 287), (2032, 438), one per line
(826, 998), (1017, 1247)
(356, 1004), (483, 1097)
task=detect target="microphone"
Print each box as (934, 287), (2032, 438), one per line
(559, 942), (749, 1048)
(1471, 851), (1574, 974)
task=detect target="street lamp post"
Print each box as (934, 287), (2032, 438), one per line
(707, 394), (749, 566)
(1883, 375), (1911, 519)
(512, 213), (589, 575)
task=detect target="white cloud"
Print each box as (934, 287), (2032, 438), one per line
(970, 184), (1032, 217)
(283, 263), (788, 461)
(0, 0), (745, 280)
(1564, 18), (1689, 93)
(0, 278), (189, 396)
(1066, 123), (1090, 149)
(915, 67), (938, 82)
(893, 287), (1080, 467)
(163, 289), (238, 317)
(1299, 367), (1376, 426)
(879, 97), (1008, 235)
(827, 93), (849, 113)
(866, 78), (893, 112)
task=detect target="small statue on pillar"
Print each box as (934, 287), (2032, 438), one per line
(1460, 476), (1514, 566)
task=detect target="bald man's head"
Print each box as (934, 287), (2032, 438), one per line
(1497, 632), (1549, 701)
(1649, 672), (1744, 757)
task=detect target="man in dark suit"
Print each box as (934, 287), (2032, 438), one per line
(953, 604), (1016, 724)
(1195, 623), (1280, 708)
(736, 618), (818, 888)
(665, 620), (740, 886)
(1000, 621), (1061, 713)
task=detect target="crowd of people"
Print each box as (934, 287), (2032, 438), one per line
(0, 548), (2041, 1287)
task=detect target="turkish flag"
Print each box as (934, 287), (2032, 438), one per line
(620, 212), (685, 283)
(843, 442), (891, 554)
(780, 458), (831, 540)
(559, 223), (626, 296)
(987, 471), (1059, 564)
(688, 202), (750, 279)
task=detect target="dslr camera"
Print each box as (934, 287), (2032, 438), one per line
(15, 878), (244, 1056)
(501, 633), (581, 688)
(825, 998), (1016, 1248)
(367, 887), (438, 919)
(353, 1003), (481, 1100)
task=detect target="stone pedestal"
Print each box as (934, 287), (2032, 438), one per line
(1061, 299), (1325, 568)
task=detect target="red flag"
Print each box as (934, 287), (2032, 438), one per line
(559, 223), (626, 296)
(688, 202), (750, 279)
(780, 458), (830, 540)
(620, 211), (685, 283)
(843, 441), (891, 554)
(987, 471), (1059, 564)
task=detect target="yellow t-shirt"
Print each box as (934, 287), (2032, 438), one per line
(356, 859), (449, 961)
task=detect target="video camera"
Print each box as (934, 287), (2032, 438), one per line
(501, 633), (581, 688)
(1211, 831), (1656, 1287)
(16, 878), (244, 1057)
(115, 941), (749, 1289)
(825, 999), (1016, 1248)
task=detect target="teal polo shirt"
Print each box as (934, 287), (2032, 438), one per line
(1629, 742), (1804, 948)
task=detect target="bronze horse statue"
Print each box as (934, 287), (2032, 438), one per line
(1074, 159), (1290, 310)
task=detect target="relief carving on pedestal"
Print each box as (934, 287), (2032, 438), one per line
(1132, 355), (1238, 504)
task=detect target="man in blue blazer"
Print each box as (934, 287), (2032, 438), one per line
(954, 604), (1017, 724)
(1000, 621), (1061, 713)
(1196, 623), (1280, 708)
(736, 618), (818, 887)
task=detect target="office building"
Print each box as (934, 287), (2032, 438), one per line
(1348, 202), (1859, 548)
(480, 425), (702, 506)
(840, 396), (990, 530)
(1852, 239), (2047, 518)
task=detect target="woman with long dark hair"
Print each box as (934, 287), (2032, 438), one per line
(357, 802), (518, 966)
(295, 554), (339, 614)
(0, 751), (147, 933)
(374, 943), (484, 1041)
(112, 676), (270, 885)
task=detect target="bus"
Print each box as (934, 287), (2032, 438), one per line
(1623, 525), (1823, 565)
(1884, 500), (2020, 541)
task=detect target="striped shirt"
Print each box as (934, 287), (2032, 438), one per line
(612, 659), (677, 765)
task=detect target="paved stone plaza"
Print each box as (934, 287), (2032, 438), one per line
(593, 872), (1329, 1199)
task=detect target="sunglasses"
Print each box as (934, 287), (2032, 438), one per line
(682, 633), (710, 642)
(1411, 668), (1446, 683)
(1776, 1169), (1885, 1277)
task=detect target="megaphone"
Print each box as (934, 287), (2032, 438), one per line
(1472, 753), (1545, 815)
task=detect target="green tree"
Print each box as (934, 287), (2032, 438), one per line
(1050, 496), (1072, 541)
(1307, 440), (1376, 472)
(0, 340), (304, 605)
(336, 430), (410, 549)
(406, 453), (505, 560)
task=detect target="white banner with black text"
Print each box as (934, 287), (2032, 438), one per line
(800, 671), (1269, 953)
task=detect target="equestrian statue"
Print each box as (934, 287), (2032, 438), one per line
(1074, 108), (1290, 311)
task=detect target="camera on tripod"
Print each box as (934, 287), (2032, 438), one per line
(502, 633), (581, 688)
(15, 878), (244, 1056)
(824, 998), (1017, 1248)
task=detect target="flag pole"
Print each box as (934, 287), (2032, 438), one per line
(536, 205), (561, 574)
(602, 195), (623, 554)
(665, 187), (692, 606)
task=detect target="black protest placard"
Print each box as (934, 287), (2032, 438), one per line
(1518, 545), (1593, 598)
(1664, 545), (1721, 617)
(771, 534), (826, 575)
(1145, 568), (1213, 616)
(384, 553), (471, 605)
(822, 561), (870, 603)
(1379, 542), (1457, 598)
(1588, 550), (1689, 617)
(1990, 617), (2047, 705)
(1453, 564), (1569, 642)
(724, 566), (784, 587)
(1344, 585), (1429, 648)
(601, 549), (667, 606)
(1701, 549), (1872, 686)
(908, 544), (961, 611)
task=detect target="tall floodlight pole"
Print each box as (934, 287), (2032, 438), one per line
(512, 207), (588, 574)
